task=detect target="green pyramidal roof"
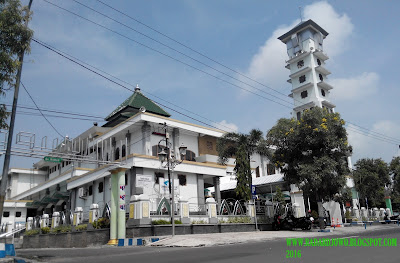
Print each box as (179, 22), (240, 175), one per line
(105, 88), (171, 121)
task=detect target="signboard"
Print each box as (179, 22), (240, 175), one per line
(251, 185), (257, 200)
(44, 156), (63, 163)
(136, 175), (152, 188)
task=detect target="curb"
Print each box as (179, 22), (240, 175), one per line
(117, 237), (161, 247)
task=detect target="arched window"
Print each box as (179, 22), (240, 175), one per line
(122, 145), (126, 158)
(115, 147), (120, 160)
(185, 150), (196, 161)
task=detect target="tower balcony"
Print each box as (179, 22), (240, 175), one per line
(313, 50), (329, 61)
(291, 82), (313, 94)
(321, 100), (336, 109)
(286, 51), (310, 64)
(317, 81), (333, 90)
(289, 66), (312, 79)
(293, 101), (317, 113)
(315, 65), (331, 76)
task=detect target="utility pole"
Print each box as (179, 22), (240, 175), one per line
(0, 0), (33, 223)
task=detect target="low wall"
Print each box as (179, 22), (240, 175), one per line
(22, 229), (110, 249)
(23, 223), (266, 249)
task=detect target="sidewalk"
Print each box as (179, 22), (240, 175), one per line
(150, 224), (394, 247)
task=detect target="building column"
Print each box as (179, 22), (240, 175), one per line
(197, 174), (205, 206)
(213, 176), (221, 214)
(141, 122), (151, 155)
(107, 167), (127, 245)
(126, 131), (131, 156)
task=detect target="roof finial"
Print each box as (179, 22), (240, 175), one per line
(135, 84), (140, 92)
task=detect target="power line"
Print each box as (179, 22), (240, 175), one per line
(2, 103), (105, 119)
(32, 38), (231, 133)
(32, 38), (400, 147)
(95, 0), (293, 104)
(21, 81), (64, 137)
(28, 39), (236, 133)
(40, 0), (293, 110)
(93, 0), (400, 145)
(15, 110), (103, 122)
(345, 125), (400, 146)
(35, 2), (400, 146)
(72, 0), (294, 107)
(346, 121), (400, 144)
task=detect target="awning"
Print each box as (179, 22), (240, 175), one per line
(45, 203), (55, 209)
(51, 191), (69, 200)
(39, 195), (58, 205)
(56, 200), (66, 207)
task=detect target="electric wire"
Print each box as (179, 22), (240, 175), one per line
(35, 2), (400, 147)
(29, 39), (236, 133)
(32, 38), (232, 133)
(21, 81), (64, 137)
(93, 0), (400, 145)
(40, 0), (293, 110)
(31, 38), (400, 147)
(72, 0), (294, 107)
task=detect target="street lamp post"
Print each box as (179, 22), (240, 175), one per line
(158, 123), (187, 237)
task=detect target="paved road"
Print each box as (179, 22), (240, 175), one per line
(16, 225), (400, 263)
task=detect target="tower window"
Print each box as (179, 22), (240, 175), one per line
(296, 112), (301, 120)
(317, 59), (321, 66)
(301, 90), (308, 99)
(321, 89), (326, 97)
(297, 60), (304, 68)
(299, 75), (306, 83)
(88, 185), (93, 196)
(319, 74), (323, 81)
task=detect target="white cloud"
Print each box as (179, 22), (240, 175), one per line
(243, 1), (354, 90)
(347, 121), (400, 164)
(215, 120), (238, 133)
(330, 72), (379, 100)
(303, 1), (354, 57)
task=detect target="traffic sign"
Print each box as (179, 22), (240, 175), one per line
(44, 156), (63, 163)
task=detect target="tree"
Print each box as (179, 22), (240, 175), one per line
(390, 156), (400, 210)
(217, 129), (271, 200)
(266, 108), (351, 228)
(353, 158), (390, 208)
(0, 0), (33, 129)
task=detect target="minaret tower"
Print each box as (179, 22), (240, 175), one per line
(278, 19), (335, 120)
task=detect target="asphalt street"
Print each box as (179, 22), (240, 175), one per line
(16, 225), (400, 263)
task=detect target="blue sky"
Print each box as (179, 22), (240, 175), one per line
(2, 0), (400, 170)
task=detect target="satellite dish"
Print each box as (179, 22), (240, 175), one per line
(139, 106), (146, 113)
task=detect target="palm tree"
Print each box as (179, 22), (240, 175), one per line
(217, 129), (271, 200)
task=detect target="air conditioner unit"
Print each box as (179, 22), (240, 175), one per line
(78, 187), (87, 199)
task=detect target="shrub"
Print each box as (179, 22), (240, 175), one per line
(25, 229), (40, 236)
(192, 220), (207, 224)
(41, 227), (50, 234)
(50, 225), (71, 234)
(152, 219), (182, 225)
(75, 224), (87, 231)
(345, 210), (351, 219)
(92, 218), (110, 229)
(221, 217), (252, 224)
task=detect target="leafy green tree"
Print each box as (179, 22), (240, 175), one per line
(390, 156), (400, 210)
(390, 156), (400, 194)
(353, 158), (390, 208)
(266, 108), (351, 228)
(217, 129), (270, 200)
(0, 0), (33, 129)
